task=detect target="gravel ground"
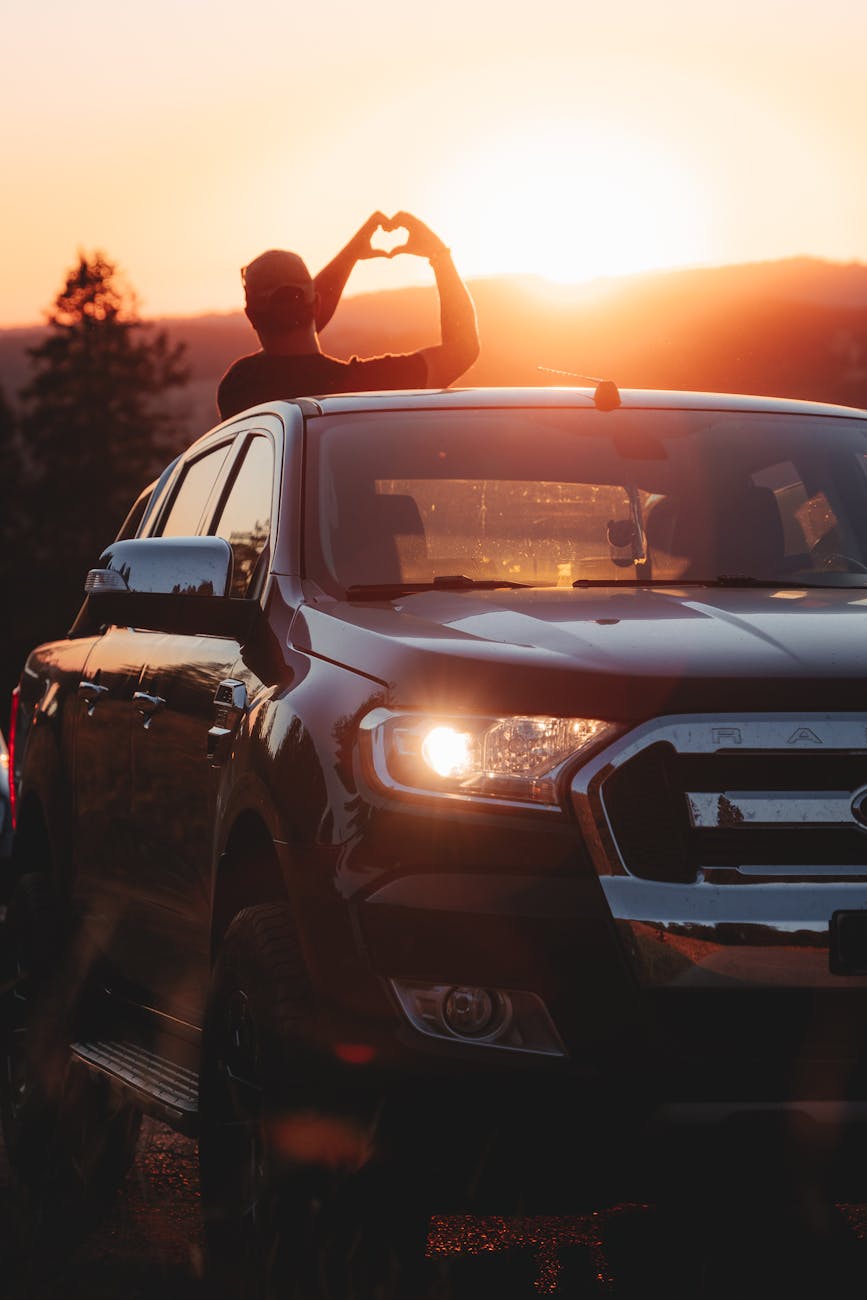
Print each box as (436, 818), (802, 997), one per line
(0, 1119), (204, 1299)
(2, 1116), (867, 1298)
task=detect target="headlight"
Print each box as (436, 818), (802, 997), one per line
(358, 708), (615, 809)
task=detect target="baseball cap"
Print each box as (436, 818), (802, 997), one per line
(241, 249), (315, 310)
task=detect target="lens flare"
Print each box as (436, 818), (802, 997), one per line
(421, 725), (474, 778)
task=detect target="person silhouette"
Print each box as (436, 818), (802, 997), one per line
(217, 211), (479, 420)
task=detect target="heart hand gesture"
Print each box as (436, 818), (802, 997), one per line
(379, 212), (450, 262)
(348, 211), (393, 260)
(350, 212), (450, 262)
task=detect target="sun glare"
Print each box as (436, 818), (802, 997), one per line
(438, 124), (710, 285)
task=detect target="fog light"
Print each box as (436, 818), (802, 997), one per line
(390, 979), (566, 1057)
(443, 986), (504, 1038)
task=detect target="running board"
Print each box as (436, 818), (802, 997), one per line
(71, 1039), (199, 1134)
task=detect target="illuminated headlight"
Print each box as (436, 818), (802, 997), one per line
(359, 708), (615, 808)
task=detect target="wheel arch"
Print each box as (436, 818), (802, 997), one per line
(210, 809), (289, 961)
(12, 791), (55, 884)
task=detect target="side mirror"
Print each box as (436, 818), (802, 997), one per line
(86, 536), (233, 598)
(81, 537), (255, 639)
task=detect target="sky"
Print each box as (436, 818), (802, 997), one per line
(4, 0), (866, 327)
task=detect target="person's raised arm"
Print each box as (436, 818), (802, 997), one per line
(387, 212), (479, 388)
(313, 212), (389, 333)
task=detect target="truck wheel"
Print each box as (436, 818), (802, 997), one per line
(199, 903), (443, 1300)
(0, 872), (141, 1251)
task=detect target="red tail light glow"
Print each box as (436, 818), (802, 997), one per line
(8, 685), (19, 829)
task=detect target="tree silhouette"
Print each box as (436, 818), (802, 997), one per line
(0, 253), (190, 726)
(21, 252), (189, 570)
(0, 384), (18, 506)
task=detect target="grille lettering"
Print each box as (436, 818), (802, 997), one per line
(712, 727), (743, 746)
(787, 727), (823, 745)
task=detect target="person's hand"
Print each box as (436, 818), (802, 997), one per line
(347, 212), (393, 261)
(384, 212), (450, 261)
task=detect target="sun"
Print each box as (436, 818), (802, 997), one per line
(436, 123), (710, 285)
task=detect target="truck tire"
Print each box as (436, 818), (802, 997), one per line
(199, 903), (443, 1300)
(0, 872), (141, 1252)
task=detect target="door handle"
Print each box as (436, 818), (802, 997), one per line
(133, 691), (166, 728)
(78, 680), (109, 715)
(207, 678), (247, 763)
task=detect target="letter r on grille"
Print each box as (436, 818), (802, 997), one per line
(712, 727), (742, 746)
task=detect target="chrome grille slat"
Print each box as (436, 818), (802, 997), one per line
(686, 790), (856, 829)
(725, 863), (867, 878)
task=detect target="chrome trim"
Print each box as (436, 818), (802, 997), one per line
(600, 876), (867, 989)
(570, 713), (867, 880)
(570, 713), (867, 989)
(78, 680), (109, 703)
(133, 691), (166, 729)
(721, 864), (867, 878)
(78, 679), (109, 716)
(213, 678), (247, 714)
(208, 678), (248, 765)
(685, 790), (859, 829)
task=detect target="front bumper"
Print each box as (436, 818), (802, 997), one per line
(600, 876), (867, 989)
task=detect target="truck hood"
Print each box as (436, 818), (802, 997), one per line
(291, 584), (867, 719)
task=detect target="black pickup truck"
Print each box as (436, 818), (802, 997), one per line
(6, 385), (867, 1297)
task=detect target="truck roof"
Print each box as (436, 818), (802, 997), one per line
(287, 386), (867, 420)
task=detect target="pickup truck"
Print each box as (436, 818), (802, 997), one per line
(5, 385), (867, 1297)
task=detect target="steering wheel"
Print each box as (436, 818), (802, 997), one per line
(810, 546), (867, 574)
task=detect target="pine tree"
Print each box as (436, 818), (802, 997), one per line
(18, 251), (189, 630)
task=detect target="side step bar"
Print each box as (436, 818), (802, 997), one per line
(71, 1039), (199, 1135)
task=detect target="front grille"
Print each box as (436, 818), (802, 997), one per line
(572, 716), (867, 885)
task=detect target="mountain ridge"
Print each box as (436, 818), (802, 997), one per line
(2, 256), (865, 433)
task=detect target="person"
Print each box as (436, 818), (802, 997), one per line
(217, 211), (479, 420)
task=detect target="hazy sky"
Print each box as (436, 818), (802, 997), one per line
(4, 0), (866, 326)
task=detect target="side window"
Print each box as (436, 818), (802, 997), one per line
(211, 436), (275, 597)
(158, 444), (232, 538)
(115, 485), (154, 541)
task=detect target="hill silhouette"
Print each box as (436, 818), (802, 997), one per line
(2, 256), (866, 437)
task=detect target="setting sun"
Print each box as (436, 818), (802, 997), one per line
(438, 123), (711, 284)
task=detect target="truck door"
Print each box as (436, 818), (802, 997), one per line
(78, 436), (236, 1007)
(124, 431), (278, 1021)
(72, 627), (146, 958)
(69, 482), (170, 967)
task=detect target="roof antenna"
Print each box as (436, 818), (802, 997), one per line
(538, 366), (621, 412)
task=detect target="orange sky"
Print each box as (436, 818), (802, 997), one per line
(4, 0), (866, 327)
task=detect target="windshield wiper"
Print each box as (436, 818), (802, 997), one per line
(577, 577), (847, 592)
(346, 575), (528, 601)
(572, 575), (842, 589)
(712, 574), (831, 588)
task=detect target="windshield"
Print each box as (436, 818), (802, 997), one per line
(304, 407), (867, 593)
